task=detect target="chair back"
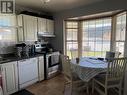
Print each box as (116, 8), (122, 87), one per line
(70, 49), (78, 59)
(106, 58), (127, 81)
(105, 51), (115, 62)
(61, 54), (71, 78)
(115, 51), (121, 58)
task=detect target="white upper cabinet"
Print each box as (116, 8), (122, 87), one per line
(17, 14), (38, 42)
(38, 17), (47, 34)
(47, 19), (54, 35)
(37, 17), (54, 36)
(24, 15), (38, 41)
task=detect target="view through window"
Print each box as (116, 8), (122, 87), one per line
(82, 18), (111, 57)
(65, 11), (126, 59)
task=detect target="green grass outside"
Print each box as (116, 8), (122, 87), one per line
(67, 51), (105, 59)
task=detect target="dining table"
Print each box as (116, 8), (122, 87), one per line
(71, 57), (108, 82)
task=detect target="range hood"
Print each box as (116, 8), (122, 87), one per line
(38, 32), (55, 37)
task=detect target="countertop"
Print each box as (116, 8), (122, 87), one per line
(0, 54), (44, 64)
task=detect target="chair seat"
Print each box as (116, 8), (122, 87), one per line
(94, 74), (120, 88)
(65, 75), (88, 87)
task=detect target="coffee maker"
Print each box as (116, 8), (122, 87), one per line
(15, 43), (30, 58)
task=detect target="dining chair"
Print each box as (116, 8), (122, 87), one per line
(92, 57), (127, 95)
(70, 49), (78, 59)
(115, 52), (121, 58)
(60, 54), (89, 95)
(105, 51), (121, 62)
(105, 51), (115, 62)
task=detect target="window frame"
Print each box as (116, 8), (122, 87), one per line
(114, 12), (127, 57)
(65, 21), (79, 59)
(64, 11), (127, 59)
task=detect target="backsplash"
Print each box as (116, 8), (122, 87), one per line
(0, 41), (16, 54)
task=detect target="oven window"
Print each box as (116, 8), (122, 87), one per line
(48, 56), (59, 67)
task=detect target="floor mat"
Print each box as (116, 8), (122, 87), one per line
(11, 89), (34, 95)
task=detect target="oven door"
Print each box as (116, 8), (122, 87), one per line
(48, 56), (58, 67)
(47, 52), (60, 67)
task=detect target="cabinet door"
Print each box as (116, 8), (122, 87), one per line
(38, 56), (44, 81)
(1, 61), (18, 95)
(17, 15), (24, 42)
(47, 19), (54, 35)
(38, 17), (47, 34)
(23, 15), (38, 41)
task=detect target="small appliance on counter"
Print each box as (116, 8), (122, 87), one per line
(15, 43), (31, 58)
(34, 43), (54, 54)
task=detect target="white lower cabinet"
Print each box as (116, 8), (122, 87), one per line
(0, 56), (44, 95)
(1, 61), (18, 95)
(38, 56), (44, 81)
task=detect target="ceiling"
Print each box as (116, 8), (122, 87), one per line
(15, 0), (103, 13)
(67, 10), (122, 20)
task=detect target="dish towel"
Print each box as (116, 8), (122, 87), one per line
(51, 54), (59, 64)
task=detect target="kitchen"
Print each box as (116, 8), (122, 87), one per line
(0, 14), (61, 94)
(0, 0), (127, 95)
(0, 3), (61, 95)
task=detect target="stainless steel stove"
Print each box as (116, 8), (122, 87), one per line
(34, 43), (60, 79)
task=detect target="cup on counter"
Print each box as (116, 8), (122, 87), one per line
(76, 57), (80, 64)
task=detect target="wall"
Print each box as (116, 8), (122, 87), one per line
(51, 0), (127, 94)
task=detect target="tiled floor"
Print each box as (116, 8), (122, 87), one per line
(26, 74), (90, 95)
(26, 74), (65, 95)
(26, 74), (118, 95)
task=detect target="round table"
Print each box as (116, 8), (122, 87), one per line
(71, 57), (108, 82)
